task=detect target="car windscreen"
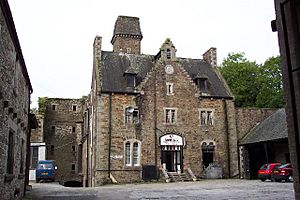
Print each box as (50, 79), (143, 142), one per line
(37, 163), (53, 170)
(279, 164), (291, 169)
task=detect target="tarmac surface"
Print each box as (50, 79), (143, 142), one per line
(23, 179), (295, 200)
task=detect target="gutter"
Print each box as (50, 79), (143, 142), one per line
(223, 99), (231, 178)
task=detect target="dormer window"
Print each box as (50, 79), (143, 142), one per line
(166, 49), (171, 59)
(195, 78), (207, 93)
(125, 73), (136, 87)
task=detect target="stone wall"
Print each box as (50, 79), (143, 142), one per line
(31, 115), (44, 143)
(43, 98), (83, 183)
(0, 2), (32, 199)
(236, 108), (276, 141)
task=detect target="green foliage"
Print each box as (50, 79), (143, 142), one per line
(38, 97), (49, 115)
(219, 53), (284, 108)
(80, 95), (88, 105)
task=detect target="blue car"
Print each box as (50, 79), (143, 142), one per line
(35, 160), (57, 183)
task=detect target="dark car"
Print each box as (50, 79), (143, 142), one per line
(271, 163), (293, 182)
(36, 160), (57, 183)
(258, 163), (281, 181)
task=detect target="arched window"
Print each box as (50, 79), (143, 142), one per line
(124, 140), (141, 167)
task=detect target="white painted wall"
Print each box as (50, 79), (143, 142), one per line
(29, 143), (46, 181)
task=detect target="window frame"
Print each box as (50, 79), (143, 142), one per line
(124, 106), (139, 124)
(199, 109), (214, 126)
(124, 140), (141, 167)
(164, 107), (178, 125)
(166, 82), (174, 95)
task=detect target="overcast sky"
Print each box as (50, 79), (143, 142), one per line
(8, 0), (279, 108)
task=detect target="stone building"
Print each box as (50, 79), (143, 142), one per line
(82, 16), (239, 186)
(43, 98), (83, 184)
(0, 0), (36, 199)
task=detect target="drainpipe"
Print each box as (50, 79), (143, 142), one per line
(86, 109), (90, 187)
(108, 94), (112, 180)
(223, 99), (231, 178)
(154, 67), (158, 179)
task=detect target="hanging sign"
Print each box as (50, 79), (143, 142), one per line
(160, 134), (183, 146)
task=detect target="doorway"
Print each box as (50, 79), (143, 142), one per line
(161, 146), (182, 172)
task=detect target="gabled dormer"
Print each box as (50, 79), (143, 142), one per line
(160, 38), (177, 61)
(124, 68), (137, 88)
(194, 73), (209, 95)
(111, 16), (143, 54)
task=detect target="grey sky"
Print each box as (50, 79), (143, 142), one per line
(8, 0), (279, 108)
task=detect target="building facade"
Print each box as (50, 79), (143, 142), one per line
(82, 16), (239, 186)
(43, 98), (83, 184)
(0, 0), (35, 199)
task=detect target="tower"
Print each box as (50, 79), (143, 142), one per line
(111, 16), (143, 54)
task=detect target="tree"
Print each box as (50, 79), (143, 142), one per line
(219, 53), (284, 108)
(219, 53), (260, 107)
(256, 56), (285, 108)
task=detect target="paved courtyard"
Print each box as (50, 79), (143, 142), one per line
(23, 179), (295, 200)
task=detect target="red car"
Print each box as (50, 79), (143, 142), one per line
(271, 163), (293, 182)
(258, 163), (281, 181)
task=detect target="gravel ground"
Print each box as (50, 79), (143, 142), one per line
(23, 179), (295, 200)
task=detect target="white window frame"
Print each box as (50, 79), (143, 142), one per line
(166, 82), (174, 95)
(124, 106), (139, 124)
(124, 140), (141, 167)
(164, 107), (177, 125)
(199, 109), (214, 126)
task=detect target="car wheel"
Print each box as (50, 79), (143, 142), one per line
(260, 178), (266, 182)
(286, 176), (293, 182)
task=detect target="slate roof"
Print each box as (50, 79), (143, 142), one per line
(240, 108), (288, 145)
(100, 51), (232, 98)
(111, 16), (143, 43)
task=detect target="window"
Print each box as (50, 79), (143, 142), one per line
(30, 146), (39, 169)
(72, 126), (76, 133)
(164, 108), (177, 124)
(126, 74), (136, 87)
(52, 105), (56, 111)
(166, 49), (171, 59)
(125, 106), (139, 124)
(126, 48), (131, 53)
(7, 131), (14, 174)
(72, 145), (76, 152)
(71, 164), (75, 171)
(72, 105), (77, 111)
(125, 142), (131, 166)
(20, 139), (24, 173)
(133, 142), (139, 166)
(166, 82), (174, 95)
(124, 140), (141, 167)
(196, 78), (207, 93)
(199, 109), (214, 126)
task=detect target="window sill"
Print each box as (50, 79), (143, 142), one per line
(5, 174), (15, 182)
